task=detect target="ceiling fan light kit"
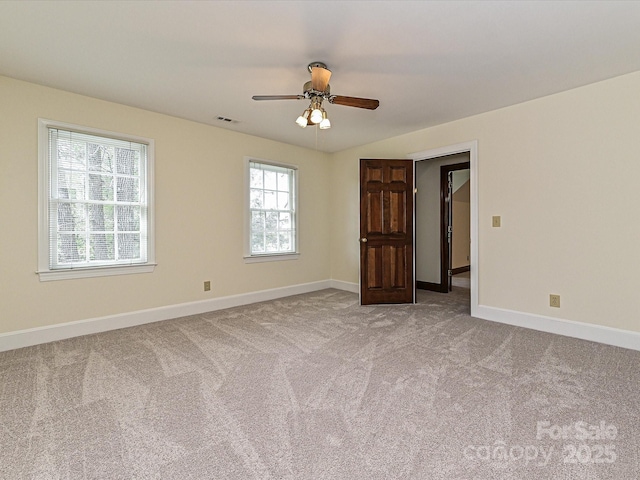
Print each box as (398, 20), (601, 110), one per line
(295, 108), (311, 128)
(252, 62), (379, 131)
(309, 100), (324, 124)
(319, 110), (331, 130)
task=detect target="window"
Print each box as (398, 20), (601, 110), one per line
(38, 119), (155, 280)
(245, 159), (298, 262)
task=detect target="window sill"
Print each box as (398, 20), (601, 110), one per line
(243, 253), (299, 264)
(37, 263), (156, 281)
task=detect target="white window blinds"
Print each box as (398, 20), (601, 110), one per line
(47, 127), (149, 269)
(248, 161), (297, 255)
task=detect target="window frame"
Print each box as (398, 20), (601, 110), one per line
(244, 157), (299, 263)
(37, 119), (156, 281)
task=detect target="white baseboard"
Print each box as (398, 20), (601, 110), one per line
(4, 281), (638, 353)
(333, 280), (640, 351)
(329, 279), (359, 293)
(473, 304), (640, 352)
(0, 280), (339, 352)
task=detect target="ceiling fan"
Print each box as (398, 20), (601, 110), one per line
(252, 62), (379, 129)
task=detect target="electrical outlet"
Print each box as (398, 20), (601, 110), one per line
(549, 294), (560, 308)
(492, 216), (501, 227)
(204, 281), (211, 292)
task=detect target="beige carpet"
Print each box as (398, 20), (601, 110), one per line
(1, 287), (638, 479)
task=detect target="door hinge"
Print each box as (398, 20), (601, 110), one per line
(448, 269), (453, 277)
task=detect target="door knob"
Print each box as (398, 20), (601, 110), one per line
(360, 238), (368, 243)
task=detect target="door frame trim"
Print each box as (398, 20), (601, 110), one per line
(408, 140), (478, 316)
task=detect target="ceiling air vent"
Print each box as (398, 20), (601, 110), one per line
(216, 116), (240, 124)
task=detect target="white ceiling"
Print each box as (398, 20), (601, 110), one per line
(1, 1), (639, 153)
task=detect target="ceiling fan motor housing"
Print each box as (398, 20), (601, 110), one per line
(307, 62), (328, 73)
(303, 80), (330, 97)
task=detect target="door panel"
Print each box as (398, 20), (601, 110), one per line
(441, 162), (470, 292)
(367, 246), (383, 288)
(366, 191), (383, 233)
(360, 159), (414, 305)
(447, 171), (454, 292)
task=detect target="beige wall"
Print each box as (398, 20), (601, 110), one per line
(330, 71), (640, 333)
(0, 76), (331, 334)
(3, 70), (640, 339)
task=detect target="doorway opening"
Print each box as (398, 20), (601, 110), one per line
(415, 155), (470, 294)
(409, 141), (478, 313)
(357, 141), (478, 315)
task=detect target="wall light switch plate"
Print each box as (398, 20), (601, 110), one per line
(492, 216), (501, 227)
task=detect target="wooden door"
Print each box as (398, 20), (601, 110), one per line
(440, 162), (470, 292)
(360, 159), (414, 305)
(446, 170), (454, 292)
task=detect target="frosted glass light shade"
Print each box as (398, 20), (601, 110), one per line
(319, 111), (331, 129)
(295, 109), (310, 128)
(310, 108), (323, 124)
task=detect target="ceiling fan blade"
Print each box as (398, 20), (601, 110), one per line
(329, 95), (379, 110)
(252, 95), (305, 101)
(311, 66), (332, 92)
